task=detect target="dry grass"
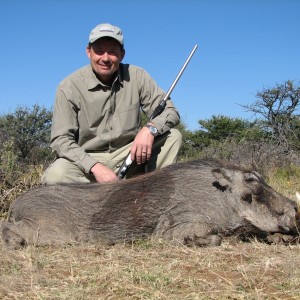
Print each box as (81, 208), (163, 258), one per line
(0, 164), (44, 219)
(0, 238), (299, 299)
(265, 164), (300, 208)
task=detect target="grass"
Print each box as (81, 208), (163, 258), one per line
(0, 239), (300, 299)
(265, 163), (300, 205)
(0, 164), (44, 219)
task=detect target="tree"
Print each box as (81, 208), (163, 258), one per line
(175, 122), (204, 160)
(198, 115), (263, 142)
(242, 80), (300, 150)
(0, 105), (53, 163)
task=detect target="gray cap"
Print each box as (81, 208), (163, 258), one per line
(89, 23), (124, 45)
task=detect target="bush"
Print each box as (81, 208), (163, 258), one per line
(0, 104), (54, 164)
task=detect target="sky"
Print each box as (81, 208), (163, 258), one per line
(0, 0), (299, 131)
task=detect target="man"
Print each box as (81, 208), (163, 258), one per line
(42, 23), (182, 184)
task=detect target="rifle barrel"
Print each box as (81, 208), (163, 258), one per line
(163, 44), (198, 101)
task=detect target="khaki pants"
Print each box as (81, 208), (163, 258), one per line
(42, 128), (182, 184)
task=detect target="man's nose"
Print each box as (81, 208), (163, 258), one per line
(102, 52), (110, 61)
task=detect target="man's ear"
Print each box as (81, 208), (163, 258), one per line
(86, 45), (91, 59)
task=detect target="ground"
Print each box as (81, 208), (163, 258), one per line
(0, 237), (299, 299)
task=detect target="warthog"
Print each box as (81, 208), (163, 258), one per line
(1, 159), (299, 249)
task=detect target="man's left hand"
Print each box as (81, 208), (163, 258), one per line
(130, 126), (155, 165)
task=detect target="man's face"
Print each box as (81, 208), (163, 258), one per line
(86, 37), (125, 85)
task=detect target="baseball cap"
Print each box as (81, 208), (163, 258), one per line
(89, 23), (124, 45)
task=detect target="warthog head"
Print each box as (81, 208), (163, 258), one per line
(212, 165), (300, 241)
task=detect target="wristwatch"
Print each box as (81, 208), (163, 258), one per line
(145, 124), (159, 137)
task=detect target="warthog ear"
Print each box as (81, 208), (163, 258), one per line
(244, 172), (264, 195)
(212, 168), (232, 191)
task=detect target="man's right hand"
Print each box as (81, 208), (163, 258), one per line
(91, 163), (119, 183)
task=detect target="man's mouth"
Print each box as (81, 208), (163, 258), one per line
(99, 64), (111, 70)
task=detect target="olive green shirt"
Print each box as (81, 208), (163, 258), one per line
(50, 64), (180, 173)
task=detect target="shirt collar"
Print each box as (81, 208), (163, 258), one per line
(87, 64), (123, 91)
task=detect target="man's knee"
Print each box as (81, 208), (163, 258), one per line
(149, 128), (182, 171)
(168, 128), (183, 149)
(42, 161), (68, 185)
(42, 158), (88, 185)
(154, 128), (183, 155)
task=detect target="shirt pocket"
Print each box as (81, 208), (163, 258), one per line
(115, 102), (140, 133)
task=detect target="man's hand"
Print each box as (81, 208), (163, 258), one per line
(91, 163), (119, 183)
(130, 126), (155, 165)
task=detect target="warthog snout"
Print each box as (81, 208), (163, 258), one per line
(278, 208), (298, 233)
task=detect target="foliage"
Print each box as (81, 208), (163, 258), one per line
(176, 122), (203, 161)
(0, 140), (18, 185)
(242, 80), (300, 150)
(0, 105), (53, 217)
(0, 104), (54, 164)
(198, 114), (266, 143)
(177, 115), (268, 163)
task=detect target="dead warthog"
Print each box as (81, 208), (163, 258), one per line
(1, 159), (299, 249)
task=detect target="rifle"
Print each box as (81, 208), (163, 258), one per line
(117, 44), (198, 179)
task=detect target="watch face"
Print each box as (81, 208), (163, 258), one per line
(147, 125), (158, 136)
(150, 126), (157, 134)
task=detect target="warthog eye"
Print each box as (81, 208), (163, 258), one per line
(251, 184), (263, 195)
(241, 191), (252, 204)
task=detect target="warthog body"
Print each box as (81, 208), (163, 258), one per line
(1, 159), (299, 248)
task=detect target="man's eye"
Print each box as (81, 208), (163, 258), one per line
(92, 49), (117, 56)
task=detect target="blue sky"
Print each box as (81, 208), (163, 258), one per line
(0, 0), (299, 130)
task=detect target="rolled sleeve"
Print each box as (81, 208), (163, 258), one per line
(151, 100), (180, 134)
(80, 155), (99, 173)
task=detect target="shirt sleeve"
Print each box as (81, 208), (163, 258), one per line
(138, 68), (180, 134)
(50, 86), (98, 173)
